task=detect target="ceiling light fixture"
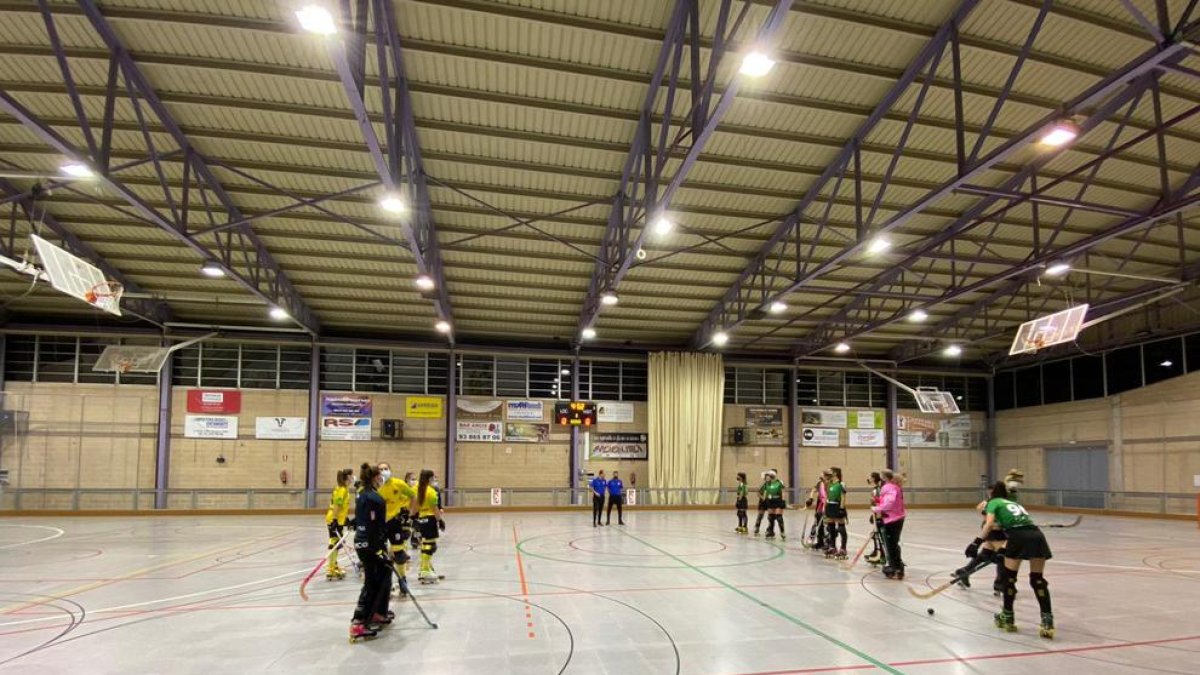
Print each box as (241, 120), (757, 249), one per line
(866, 237), (891, 255)
(712, 331), (729, 347)
(59, 162), (93, 178)
(652, 216), (673, 236)
(435, 320), (452, 334)
(1160, 360), (1174, 368)
(415, 274), (435, 291)
(834, 342), (851, 354)
(269, 306), (290, 321)
(200, 260), (225, 278)
(581, 327), (596, 340)
(1044, 262), (1071, 277)
(600, 291), (619, 306)
(739, 51), (776, 77)
(561, 368), (570, 375)
(908, 308), (928, 322)
(296, 6), (337, 35)
(379, 194), (407, 214)
(769, 300), (788, 314)
(943, 344), (963, 357)
(1039, 119), (1079, 147)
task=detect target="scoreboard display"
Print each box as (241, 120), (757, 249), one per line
(554, 401), (597, 427)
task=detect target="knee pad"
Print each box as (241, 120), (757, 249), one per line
(1001, 567), (1018, 596)
(1030, 573), (1048, 596)
(420, 539), (437, 556)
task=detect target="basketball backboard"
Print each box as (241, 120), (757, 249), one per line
(30, 234), (122, 316)
(915, 387), (960, 414)
(93, 345), (170, 373)
(1009, 304), (1089, 355)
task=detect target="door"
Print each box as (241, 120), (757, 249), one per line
(1044, 445), (1108, 508)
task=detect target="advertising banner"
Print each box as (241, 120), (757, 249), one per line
(457, 399), (503, 420)
(896, 413), (972, 448)
(255, 417), (307, 440)
(457, 420), (502, 442)
(505, 400), (544, 421)
(184, 414), (238, 439)
(801, 427), (840, 447)
(405, 396), (443, 419)
(491, 488), (502, 506)
(853, 410), (884, 429)
(322, 394), (372, 417)
(801, 409), (847, 428)
(849, 428), (886, 447)
(590, 432), (649, 460)
(186, 390), (241, 414)
(745, 407), (784, 442)
(321, 394), (372, 441)
(597, 401), (635, 423)
(504, 422), (550, 443)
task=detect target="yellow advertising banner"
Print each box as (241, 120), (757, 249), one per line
(405, 396), (444, 419)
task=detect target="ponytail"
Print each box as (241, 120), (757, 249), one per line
(359, 462), (380, 490)
(416, 469), (434, 506)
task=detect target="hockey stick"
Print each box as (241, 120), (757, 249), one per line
(1046, 515), (1083, 528)
(840, 530), (874, 570)
(907, 576), (962, 600)
(390, 565), (439, 629)
(300, 528), (350, 601)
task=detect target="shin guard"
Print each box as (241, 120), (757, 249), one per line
(1030, 572), (1051, 614)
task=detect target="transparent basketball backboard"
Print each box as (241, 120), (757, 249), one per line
(915, 387), (960, 414)
(1009, 304), (1088, 356)
(93, 345), (170, 373)
(31, 234), (121, 316)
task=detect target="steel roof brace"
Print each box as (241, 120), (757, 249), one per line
(578, 0), (795, 340)
(325, 0), (455, 341)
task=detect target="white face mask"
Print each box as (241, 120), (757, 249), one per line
(432, 479), (440, 488)
(380, 469), (392, 481)
(407, 478), (417, 487)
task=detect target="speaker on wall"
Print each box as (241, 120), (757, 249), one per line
(381, 419), (404, 440)
(731, 427), (749, 445)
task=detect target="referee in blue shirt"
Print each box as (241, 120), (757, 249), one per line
(606, 471), (625, 525)
(590, 470), (608, 527)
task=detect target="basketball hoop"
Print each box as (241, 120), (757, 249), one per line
(114, 356), (135, 374)
(84, 280), (124, 309)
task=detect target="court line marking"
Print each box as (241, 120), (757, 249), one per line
(619, 530), (905, 675)
(512, 524), (535, 639)
(0, 525), (65, 551)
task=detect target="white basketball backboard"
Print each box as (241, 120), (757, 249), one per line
(1009, 304), (1089, 355)
(30, 234), (121, 316)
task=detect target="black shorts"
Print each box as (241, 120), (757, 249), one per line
(416, 515), (439, 540)
(824, 503), (847, 519)
(757, 499), (766, 510)
(327, 522), (344, 541)
(763, 497), (786, 510)
(1003, 527), (1052, 560)
(986, 529), (1008, 542)
(735, 497), (748, 510)
(386, 513), (412, 547)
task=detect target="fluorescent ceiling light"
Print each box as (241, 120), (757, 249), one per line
(581, 327), (596, 340)
(296, 6), (336, 35)
(200, 260), (225, 278)
(739, 51), (776, 77)
(769, 300), (788, 314)
(908, 308), (928, 322)
(435, 320), (452, 334)
(415, 274), (435, 291)
(1039, 119), (1079, 147)
(943, 344), (963, 357)
(712, 331), (729, 347)
(600, 291), (619, 306)
(652, 216), (673, 235)
(269, 306), (290, 321)
(834, 342), (851, 354)
(1045, 262), (1071, 277)
(60, 162), (93, 178)
(379, 194), (407, 214)
(866, 237), (891, 254)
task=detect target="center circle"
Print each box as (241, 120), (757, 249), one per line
(568, 534), (727, 557)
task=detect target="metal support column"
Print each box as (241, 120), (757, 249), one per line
(570, 350), (581, 495)
(154, 350), (174, 510)
(445, 349), (457, 506)
(788, 365), (799, 502)
(986, 375), (997, 483)
(305, 341), (321, 508)
(885, 381), (899, 471)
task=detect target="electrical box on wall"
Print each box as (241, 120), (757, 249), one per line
(381, 419), (404, 440)
(730, 427), (750, 445)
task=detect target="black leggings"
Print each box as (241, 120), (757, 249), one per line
(353, 549), (392, 623)
(607, 495), (624, 523)
(592, 495), (605, 524)
(882, 518), (904, 569)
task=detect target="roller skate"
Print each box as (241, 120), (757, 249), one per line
(764, 531), (775, 540)
(753, 528), (760, 537)
(953, 566), (971, 588)
(1039, 612), (1055, 639)
(882, 566), (904, 580)
(780, 534), (787, 541)
(834, 549), (848, 560)
(994, 610), (1017, 633)
(419, 569), (439, 585)
(349, 621), (379, 643)
(326, 565), (346, 581)
(369, 611), (395, 628)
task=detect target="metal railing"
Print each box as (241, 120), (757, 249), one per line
(1, 485), (1195, 516)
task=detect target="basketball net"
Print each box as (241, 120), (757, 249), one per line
(84, 280), (124, 311)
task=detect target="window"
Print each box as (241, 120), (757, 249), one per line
(764, 369), (787, 405)
(3, 335), (35, 382)
(391, 351), (427, 394)
(817, 370), (844, 407)
(1142, 337), (1183, 386)
(844, 372), (872, 407)
(1014, 366), (1042, 408)
(592, 361), (620, 400)
(173, 344), (200, 387)
(868, 373), (887, 408)
(620, 361), (647, 401)
(723, 367), (736, 403)
(993, 371), (1015, 411)
(964, 377), (987, 412)
(495, 358), (528, 398)
(77, 337), (117, 384)
(459, 356), (494, 396)
(529, 359), (561, 399)
(942, 376), (968, 410)
(320, 347), (353, 391)
(240, 345), (279, 389)
(1187, 333), (1200, 374)
(736, 368), (764, 404)
(1042, 359), (1071, 404)
(427, 353), (449, 395)
(796, 371), (818, 405)
(1071, 355), (1104, 400)
(34, 336), (75, 383)
(355, 349), (390, 393)
(200, 343), (238, 388)
(278, 346), (311, 390)
(1105, 346), (1142, 395)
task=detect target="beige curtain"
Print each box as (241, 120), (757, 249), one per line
(648, 352), (725, 504)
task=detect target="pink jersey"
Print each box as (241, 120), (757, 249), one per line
(816, 482), (827, 509)
(874, 482), (906, 524)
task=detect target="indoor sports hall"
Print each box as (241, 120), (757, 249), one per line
(0, 1), (1199, 673)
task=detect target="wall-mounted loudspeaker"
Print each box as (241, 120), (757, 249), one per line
(731, 427), (749, 445)
(381, 419), (404, 440)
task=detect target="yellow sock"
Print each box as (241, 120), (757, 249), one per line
(420, 553), (432, 573)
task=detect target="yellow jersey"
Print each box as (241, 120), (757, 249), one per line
(378, 478), (417, 521)
(415, 485), (439, 518)
(325, 485), (350, 525)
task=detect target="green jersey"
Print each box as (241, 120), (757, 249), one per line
(827, 481), (845, 503)
(985, 497), (1035, 530)
(737, 483), (748, 498)
(758, 480), (770, 497)
(763, 480), (784, 499)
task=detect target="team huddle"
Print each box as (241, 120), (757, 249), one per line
(734, 467), (1056, 638)
(322, 463), (447, 643)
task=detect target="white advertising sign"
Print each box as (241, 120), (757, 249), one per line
(801, 427), (840, 447)
(801, 409), (848, 428)
(320, 417), (373, 441)
(849, 428), (886, 447)
(626, 488), (637, 506)
(490, 488), (503, 506)
(184, 414), (238, 439)
(255, 417), (307, 440)
(457, 420), (503, 442)
(505, 400), (544, 421)
(597, 401), (635, 423)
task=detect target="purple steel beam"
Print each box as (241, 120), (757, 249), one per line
(689, 0), (984, 348)
(154, 347), (173, 509)
(953, 185), (1142, 218)
(0, 1), (321, 333)
(577, 0), (795, 338)
(0, 179), (172, 323)
(326, 0), (454, 332)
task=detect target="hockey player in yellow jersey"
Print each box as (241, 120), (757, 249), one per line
(324, 468), (354, 580)
(376, 462), (417, 590)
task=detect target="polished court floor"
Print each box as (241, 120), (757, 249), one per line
(1, 508), (1198, 674)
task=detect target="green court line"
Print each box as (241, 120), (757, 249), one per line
(516, 531), (785, 569)
(619, 530), (905, 675)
